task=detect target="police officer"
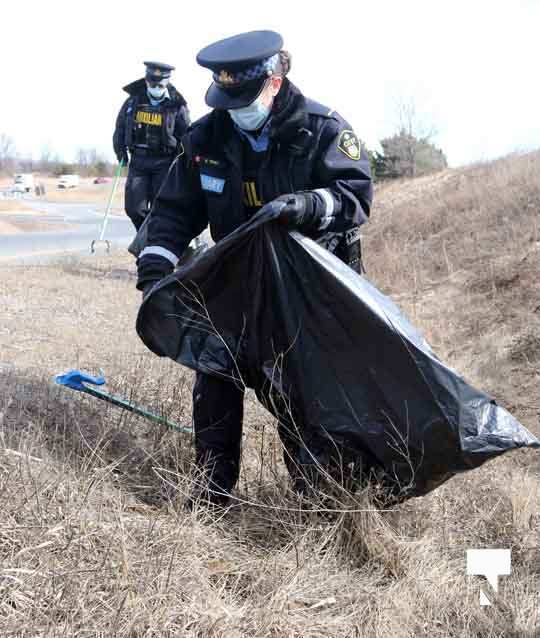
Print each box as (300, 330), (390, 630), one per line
(113, 61), (190, 231)
(137, 31), (373, 505)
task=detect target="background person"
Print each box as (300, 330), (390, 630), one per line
(113, 61), (190, 231)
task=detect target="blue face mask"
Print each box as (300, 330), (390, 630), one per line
(147, 85), (167, 100)
(228, 93), (272, 131)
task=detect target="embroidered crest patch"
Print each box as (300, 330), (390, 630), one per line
(345, 226), (361, 245)
(337, 130), (361, 160)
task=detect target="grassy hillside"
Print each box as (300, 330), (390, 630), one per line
(1, 152), (539, 636)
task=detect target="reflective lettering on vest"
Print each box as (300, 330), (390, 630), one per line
(132, 104), (165, 151)
(243, 181), (263, 208)
(135, 110), (163, 126)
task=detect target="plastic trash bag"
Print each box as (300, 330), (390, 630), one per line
(137, 202), (539, 500)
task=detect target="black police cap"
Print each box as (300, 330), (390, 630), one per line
(144, 61), (175, 82)
(196, 30), (284, 109)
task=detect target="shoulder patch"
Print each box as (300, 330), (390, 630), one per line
(337, 130), (361, 161)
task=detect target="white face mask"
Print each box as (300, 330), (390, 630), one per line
(147, 84), (167, 100)
(228, 93), (272, 131)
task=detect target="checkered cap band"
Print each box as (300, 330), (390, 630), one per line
(213, 53), (279, 87)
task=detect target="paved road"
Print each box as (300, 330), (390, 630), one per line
(0, 198), (134, 263)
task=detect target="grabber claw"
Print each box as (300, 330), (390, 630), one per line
(90, 239), (111, 254)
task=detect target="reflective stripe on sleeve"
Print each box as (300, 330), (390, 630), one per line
(314, 188), (335, 229)
(139, 245), (179, 266)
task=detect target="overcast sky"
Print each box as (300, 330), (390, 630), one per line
(2, 0), (539, 167)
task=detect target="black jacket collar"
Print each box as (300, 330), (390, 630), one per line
(205, 79), (310, 158)
(269, 79), (309, 142)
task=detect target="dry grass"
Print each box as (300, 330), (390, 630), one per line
(41, 176), (125, 210)
(1, 153), (540, 636)
(364, 151), (540, 407)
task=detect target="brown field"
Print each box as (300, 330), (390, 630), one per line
(1, 152), (539, 636)
(40, 176), (125, 210)
(0, 174), (125, 212)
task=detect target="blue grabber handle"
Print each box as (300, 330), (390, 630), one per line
(54, 369), (192, 435)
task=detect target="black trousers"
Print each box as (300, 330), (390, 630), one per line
(124, 153), (172, 231)
(192, 372), (244, 503)
(191, 371), (336, 503)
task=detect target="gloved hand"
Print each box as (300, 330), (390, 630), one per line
(141, 280), (159, 299)
(137, 255), (174, 292)
(116, 151), (129, 166)
(275, 192), (322, 231)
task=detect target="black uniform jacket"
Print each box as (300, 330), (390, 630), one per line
(137, 79), (372, 287)
(113, 79), (190, 158)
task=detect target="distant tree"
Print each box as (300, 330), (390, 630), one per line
(39, 145), (52, 169)
(39, 144), (59, 174)
(378, 131), (447, 179)
(17, 158), (35, 173)
(48, 153), (64, 175)
(0, 133), (16, 173)
(75, 147), (87, 170)
(75, 147), (112, 176)
(54, 162), (76, 176)
(93, 160), (111, 177)
(376, 96), (447, 180)
(365, 147), (377, 179)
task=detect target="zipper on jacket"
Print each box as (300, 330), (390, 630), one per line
(258, 141), (274, 205)
(287, 153), (296, 193)
(269, 142), (281, 201)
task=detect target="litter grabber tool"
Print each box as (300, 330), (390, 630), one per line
(54, 369), (192, 435)
(91, 159), (124, 254)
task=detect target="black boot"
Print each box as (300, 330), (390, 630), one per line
(189, 372), (244, 508)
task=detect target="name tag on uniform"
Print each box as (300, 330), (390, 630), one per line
(200, 174), (225, 193)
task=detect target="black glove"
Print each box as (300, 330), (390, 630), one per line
(275, 192), (322, 231)
(142, 280), (158, 299)
(137, 254), (174, 291)
(116, 151), (129, 166)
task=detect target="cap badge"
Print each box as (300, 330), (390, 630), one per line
(218, 70), (235, 85)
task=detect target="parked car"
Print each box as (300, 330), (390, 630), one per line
(13, 173), (34, 193)
(93, 177), (111, 184)
(58, 174), (79, 189)
(1, 188), (22, 199)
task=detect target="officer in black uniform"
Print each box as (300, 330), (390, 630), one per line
(113, 61), (190, 231)
(137, 31), (373, 505)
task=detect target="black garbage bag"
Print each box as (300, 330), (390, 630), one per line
(136, 202), (539, 500)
